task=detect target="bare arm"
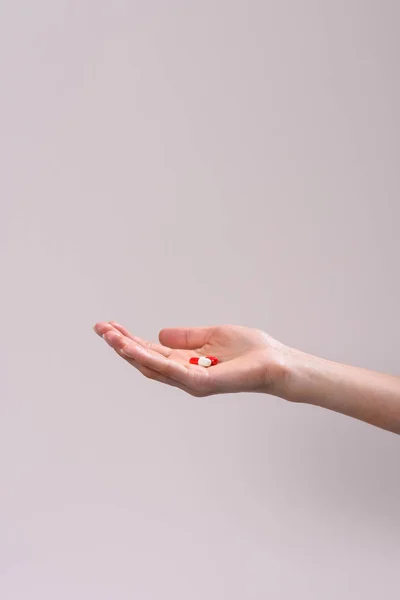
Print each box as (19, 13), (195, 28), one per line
(274, 350), (400, 434)
(94, 321), (400, 435)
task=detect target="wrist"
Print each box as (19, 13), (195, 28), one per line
(268, 346), (320, 403)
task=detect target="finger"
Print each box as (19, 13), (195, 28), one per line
(102, 331), (189, 389)
(101, 333), (191, 393)
(118, 352), (190, 392)
(93, 322), (114, 337)
(109, 321), (171, 357)
(103, 331), (211, 396)
(158, 327), (213, 350)
(94, 322), (171, 359)
(118, 337), (199, 388)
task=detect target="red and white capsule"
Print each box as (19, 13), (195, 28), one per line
(189, 356), (218, 367)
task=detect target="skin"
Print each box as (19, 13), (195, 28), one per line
(93, 322), (400, 435)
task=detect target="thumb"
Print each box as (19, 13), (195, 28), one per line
(159, 326), (212, 349)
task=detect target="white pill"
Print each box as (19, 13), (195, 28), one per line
(198, 356), (212, 367)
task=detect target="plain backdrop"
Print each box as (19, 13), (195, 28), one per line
(2, 1), (400, 598)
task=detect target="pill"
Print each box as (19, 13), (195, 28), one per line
(207, 356), (218, 365)
(189, 356), (218, 367)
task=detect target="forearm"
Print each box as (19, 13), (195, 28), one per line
(275, 349), (400, 434)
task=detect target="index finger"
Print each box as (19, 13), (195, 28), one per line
(109, 321), (171, 357)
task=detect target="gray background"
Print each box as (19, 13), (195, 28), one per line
(2, 1), (400, 598)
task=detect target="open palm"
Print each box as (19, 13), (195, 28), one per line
(94, 321), (286, 396)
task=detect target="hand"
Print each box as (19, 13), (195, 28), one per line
(93, 322), (288, 397)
